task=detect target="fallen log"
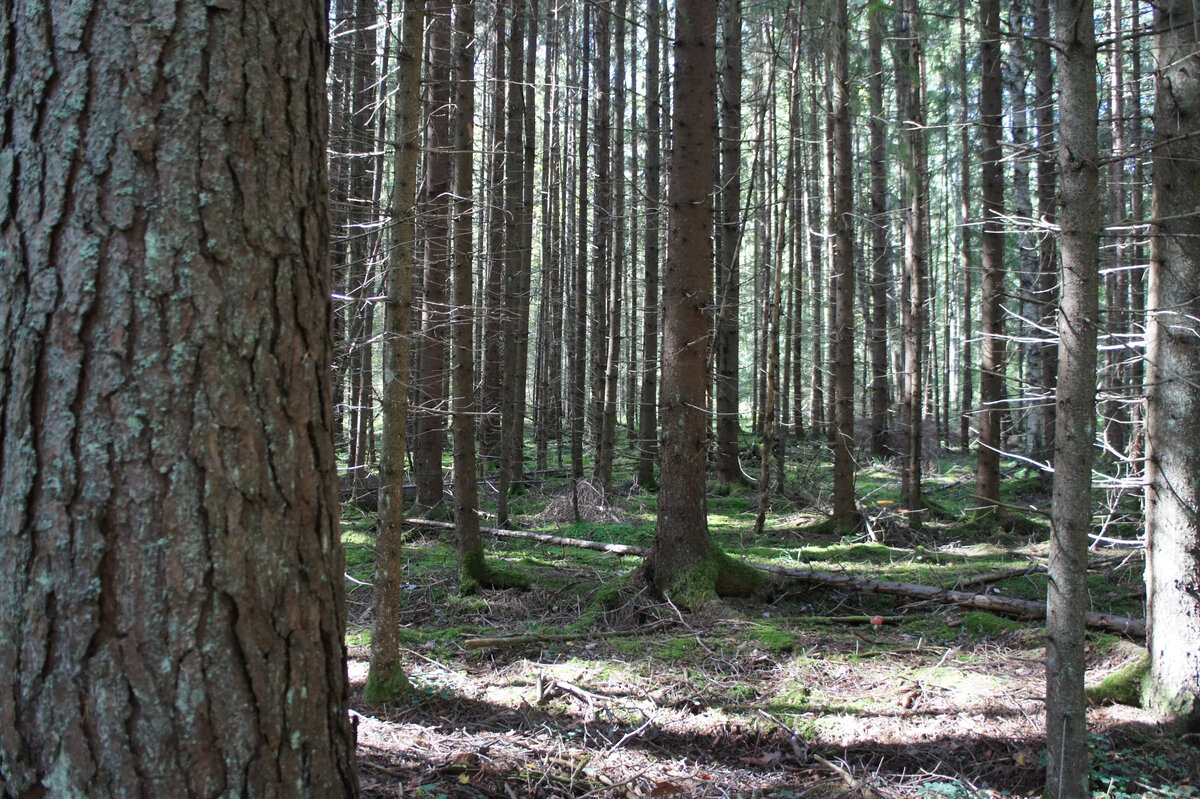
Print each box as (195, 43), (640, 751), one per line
(408, 517), (650, 556)
(754, 563), (1145, 637)
(406, 517), (1145, 637)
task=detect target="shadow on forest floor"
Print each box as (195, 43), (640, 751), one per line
(342, 455), (1196, 797)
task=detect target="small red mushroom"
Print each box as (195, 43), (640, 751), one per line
(870, 615), (884, 631)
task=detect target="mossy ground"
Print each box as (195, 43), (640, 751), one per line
(341, 441), (1186, 798)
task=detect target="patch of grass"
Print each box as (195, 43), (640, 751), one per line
(960, 611), (1023, 639)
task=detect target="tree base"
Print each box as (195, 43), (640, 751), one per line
(363, 664), (412, 704)
(656, 548), (764, 609)
(459, 547), (531, 595)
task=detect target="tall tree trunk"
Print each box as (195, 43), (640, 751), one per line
(0, 2), (359, 792)
(1032, 0), (1058, 479)
(589, 1), (613, 472)
(831, 0), (858, 528)
(958, 0), (975, 454)
(1045, 0), (1101, 792)
(1104, 0), (1131, 457)
(346, 0), (380, 476)
(1144, 0), (1200, 733)
(637, 0), (664, 489)
(645, 0), (760, 605)
(600, 0), (628, 493)
(415, 0), (454, 511)
(976, 0), (1007, 508)
(569, 5), (591, 519)
(868, 6), (891, 457)
(715, 0), (745, 487)
(895, 0), (926, 520)
(1010, 0), (1042, 463)
(480, 2), (507, 468)
(368, 0), (424, 706)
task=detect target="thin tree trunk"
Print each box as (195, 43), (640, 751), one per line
(831, 0), (857, 528)
(896, 0), (926, 520)
(977, 0), (1007, 508)
(715, 0), (745, 487)
(1045, 0), (1101, 790)
(415, 0), (454, 511)
(368, 0), (424, 706)
(1032, 0), (1058, 479)
(868, 7), (891, 456)
(637, 0), (664, 489)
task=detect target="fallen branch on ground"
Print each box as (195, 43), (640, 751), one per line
(408, 518), (1145, 637)
(464, 620), (674, 650)
(755, 563), (1145, 637)
(409, 517), (649, 556)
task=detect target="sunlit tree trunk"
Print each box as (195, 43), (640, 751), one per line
(1143, 0), (1200, 734)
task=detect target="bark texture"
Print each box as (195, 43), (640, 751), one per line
(977, 0), (1007, 507)
(1045, 0), (1100, 792)
(1144, 0), (1200, 734)
(646, 0), (758, 604)
(0, 2), (358, 795)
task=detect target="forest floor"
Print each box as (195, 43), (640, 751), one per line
(339, 450), (1199, 798)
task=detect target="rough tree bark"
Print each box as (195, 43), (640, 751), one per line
(1045, 0), (1101, 792)
(0, 2), (359, 793)
(644, 0), (759, 606)
(1144, 0), (1200, 734)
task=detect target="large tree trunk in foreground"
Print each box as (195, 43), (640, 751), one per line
(1144, 0), (1200, 734)
(644, 0), (759, 606)
(1045, 0), (1101, 793)
(0, 2), (359, 794)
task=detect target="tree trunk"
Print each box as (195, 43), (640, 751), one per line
(645, 0), (759, 606)
(868, 7), (891, 457)
(1144, 0), (1200, 733)
(715, 0), (745, 488)
(1045, 0), (1101, 792)
(637, 0), (663, 489)
(977, 0), (1007, 508)
(958, 0), (974, 454)
(0, 2), (359, 793)
(1032, 0), (1058, 480)
(831, 0), (857, 529)
(415, 0), (454, 512)
(368, 0), (425, 706)
(895, 0), (926, 521)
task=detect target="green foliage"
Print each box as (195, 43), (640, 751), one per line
(1086, 731), (1198, 797)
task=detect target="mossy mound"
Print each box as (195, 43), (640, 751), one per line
(1087, 651), (1150, 707)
